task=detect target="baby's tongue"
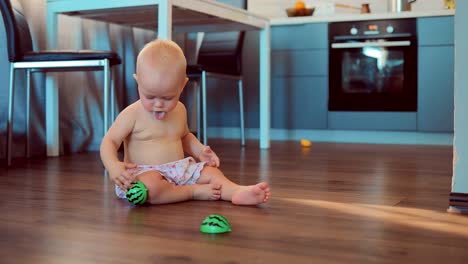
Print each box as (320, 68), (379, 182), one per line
(154, 111), (166, 120)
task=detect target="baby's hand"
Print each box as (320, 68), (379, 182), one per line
(199, 146), (220, 167)
(112, 162), (137, 191)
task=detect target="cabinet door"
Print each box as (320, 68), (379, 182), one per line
(418, 46), (454, 132)
(271, 23), (328, 50)
(270, 23), (329, 130)
(271, 50), (328, 77)
(418, 17), (454, 46)
(271, 77), (328, 129)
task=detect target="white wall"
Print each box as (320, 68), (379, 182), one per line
(452, 1), (468, 193)
(249, 0), (449, 18)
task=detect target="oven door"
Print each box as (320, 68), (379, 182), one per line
(329, 37), (417, 111)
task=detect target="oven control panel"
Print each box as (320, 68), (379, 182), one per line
(329, 19), (416, 39)
(350, 23), (394, 35)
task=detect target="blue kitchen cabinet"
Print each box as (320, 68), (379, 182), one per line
(271, 23), (329, 129)
(271, 49), (328, 76)
(271, 76), (328, 129)
(418, 16), (454, 46)
(268, 16), (454, 133)
(417, 17), (454, 132)
(418, 46), (454, 132)
(328, 112), (417, 131)
(271, 23), (328, 50)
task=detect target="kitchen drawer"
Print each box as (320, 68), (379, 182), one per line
(271, 76), (328, 129)
(271, 23), (328, 50)
(417, 16), (454, 46)
(271, 50), (328, 77)
(328, 112), (417, 131)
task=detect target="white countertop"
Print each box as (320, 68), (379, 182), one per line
(270, 9), (455, 26)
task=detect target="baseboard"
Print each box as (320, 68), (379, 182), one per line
(447, 206), (468, 214)
(448, 193), (468, 214)
(449, 192), (468, 208)
(207, 127), (454, 145)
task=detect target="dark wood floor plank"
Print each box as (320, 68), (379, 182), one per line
(1, 140), (466, 264)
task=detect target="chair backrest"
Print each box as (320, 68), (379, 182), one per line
(197, 31), (245, 75)
(196, 0), (246, 75)
(0, 0), (33, 62)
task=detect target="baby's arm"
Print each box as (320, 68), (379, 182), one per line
(182, 132), (219, 167)
(100, 105), (136, 190)
(181, 126), (220, 167)
(178, 103), (220, 167)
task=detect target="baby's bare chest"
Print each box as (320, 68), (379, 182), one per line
(133, 119), (184, 141)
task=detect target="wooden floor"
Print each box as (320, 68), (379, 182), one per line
(1, 140), (467, 264)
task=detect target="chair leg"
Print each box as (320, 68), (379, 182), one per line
(109, 66), (120, 122)
(110, 67), (117, 123)
(26, 69), (31, 158)
(103, 59), (110, 136)
(195, 80), (202, 142)
(6, 64), (16, 167)
(238, 78), (245, 146)
(201, 71), (208, 145)
(103, 60), (111, 178)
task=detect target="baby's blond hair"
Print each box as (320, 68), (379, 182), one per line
(136, 39), (187, 80)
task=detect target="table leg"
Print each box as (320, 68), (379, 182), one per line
(259, 26), (271, 149)
(46, 10), (59, 156)
(158, 0), (172, 40)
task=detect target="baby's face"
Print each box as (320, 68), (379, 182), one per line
(135, 40), (188, 120)
(136, 70), (187, 120)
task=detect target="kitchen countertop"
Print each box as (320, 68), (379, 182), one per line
(270, 9), (455, 26)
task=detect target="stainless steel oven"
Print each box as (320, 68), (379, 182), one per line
(328, 19), (417, 111)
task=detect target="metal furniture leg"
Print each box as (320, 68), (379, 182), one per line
(6, 63), (16, 167)
(103, 59), (110, 136)
(26, 69), (31, 158)
(201, 71), (208, 145)
(238, 78), (245, 146)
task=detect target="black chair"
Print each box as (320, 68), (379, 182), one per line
(1, 0), (121, 166)
(186, 31), (246, 146)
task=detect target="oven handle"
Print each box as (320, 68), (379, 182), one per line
(331, 40), (411, 49)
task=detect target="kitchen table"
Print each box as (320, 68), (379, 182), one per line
(46, 0), (271, 156)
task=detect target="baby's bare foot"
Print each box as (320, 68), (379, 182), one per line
(232, 182), (271, 205)
(193, 183), (222, 201)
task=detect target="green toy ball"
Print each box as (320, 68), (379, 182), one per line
(126, 181), (147, 205)
(200, 214), (232, 234)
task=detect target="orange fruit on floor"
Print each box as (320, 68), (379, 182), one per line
(294, 0), (306, 10)
(300, 139), (311, 147)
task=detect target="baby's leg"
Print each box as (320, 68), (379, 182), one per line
(137, 171), (221, 204)
(196, 166), (271, 205)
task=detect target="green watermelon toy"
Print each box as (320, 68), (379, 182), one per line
(200, 214), (232, 233)
(126, 181), (147, 205)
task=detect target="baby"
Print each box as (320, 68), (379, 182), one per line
(100, 39), (270, 205)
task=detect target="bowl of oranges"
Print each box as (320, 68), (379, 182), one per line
(286, 1), (315, 17)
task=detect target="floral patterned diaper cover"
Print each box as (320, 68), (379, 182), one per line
(115, 157), (206, 198)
